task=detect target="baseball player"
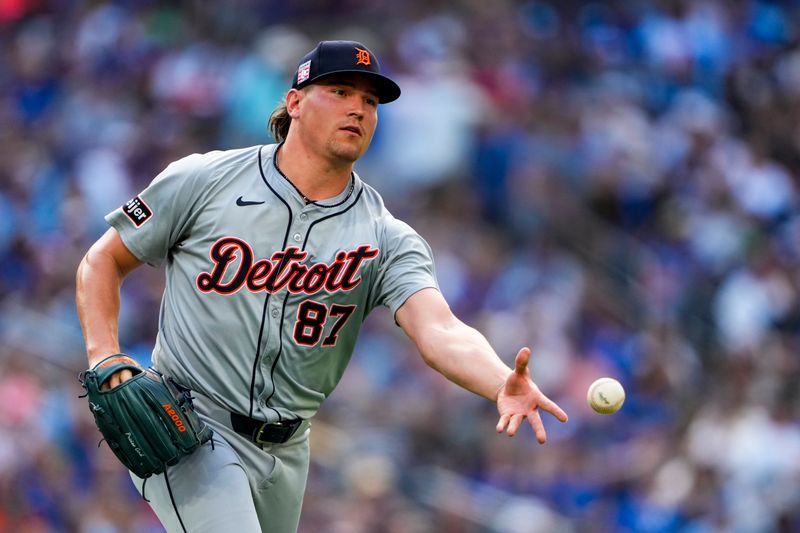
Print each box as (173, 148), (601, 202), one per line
(75, 40), (568, 532)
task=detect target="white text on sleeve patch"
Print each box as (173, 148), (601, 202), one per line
(123, 196), (153, 227)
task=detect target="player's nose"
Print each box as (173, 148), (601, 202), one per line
(347, 100), (366, 120)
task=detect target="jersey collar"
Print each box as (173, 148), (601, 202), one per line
(261, 143), (360, 210)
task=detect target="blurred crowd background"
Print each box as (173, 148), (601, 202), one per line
(2, 0), (800, 531)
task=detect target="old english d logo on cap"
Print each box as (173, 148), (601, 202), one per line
(355, 48), (371, 66)
(291, 40), (401, 103)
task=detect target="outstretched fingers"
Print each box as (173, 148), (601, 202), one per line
(497, 413), (528, 437)
(496, 413), (510, 433)
(506, 414), (525, 437)
(519, 347), (569, 423)
(527, 410), (547, 444)
(497, 346), (570, 440)
(537, 392), (569, 423)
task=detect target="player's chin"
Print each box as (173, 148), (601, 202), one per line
(329, 140), (367, 162)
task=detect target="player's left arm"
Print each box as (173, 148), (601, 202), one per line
(396, 287), (568, 443)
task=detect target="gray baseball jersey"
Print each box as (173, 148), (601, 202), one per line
(106, 143), (438, 424)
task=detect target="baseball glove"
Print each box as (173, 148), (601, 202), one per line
(79, 354), (212, 478)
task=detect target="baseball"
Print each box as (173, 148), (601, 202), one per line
(587, 377), (625, 414)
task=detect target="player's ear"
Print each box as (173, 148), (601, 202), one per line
(286, 89), (303, 119)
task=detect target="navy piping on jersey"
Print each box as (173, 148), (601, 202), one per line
(164, 467), (188, 533)
(253, 145), (293, 421)
(272, 142), (355, 208)
(299, 188), (373, 309)
(259, 152), (365, 415)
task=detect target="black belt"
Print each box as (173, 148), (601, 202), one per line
(230, 413), (303, 444)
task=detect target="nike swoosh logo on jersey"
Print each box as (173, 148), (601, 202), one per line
(236, 196), (265, 206)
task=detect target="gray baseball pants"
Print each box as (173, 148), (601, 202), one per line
(129, 394), (311, 533)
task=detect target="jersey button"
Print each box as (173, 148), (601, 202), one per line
(271, 308), (279, 318)
(299, 213), (308, 221)
(293, 233), (302, 242)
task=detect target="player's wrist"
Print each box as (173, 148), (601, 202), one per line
(88, 352), (137, 369)
(493, 376), (509, 402)
(86, 344), (122, 366)
(494, 383), (504, 402)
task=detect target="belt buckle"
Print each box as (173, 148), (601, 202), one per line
(255, 419), (299, 444)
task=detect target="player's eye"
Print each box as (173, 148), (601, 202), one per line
(332, 88), (347, 96)
(365, 97), (378, 107)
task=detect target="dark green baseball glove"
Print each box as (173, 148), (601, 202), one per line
(79, 354), (212, 479)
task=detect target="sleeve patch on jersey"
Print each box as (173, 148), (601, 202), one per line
(122, 195), (153, 227)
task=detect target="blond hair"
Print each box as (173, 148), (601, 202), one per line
(268, 99), (292, 143)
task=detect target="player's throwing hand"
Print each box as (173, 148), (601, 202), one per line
(495, 347), (568, 443)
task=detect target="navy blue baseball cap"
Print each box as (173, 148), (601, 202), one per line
(291, 40), (401, 103)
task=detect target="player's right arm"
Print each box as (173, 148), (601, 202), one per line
(76, 228), (143, 388)
(396, 288), (568, 442)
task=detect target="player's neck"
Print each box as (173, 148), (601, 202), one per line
(277, 139), (353, 202)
